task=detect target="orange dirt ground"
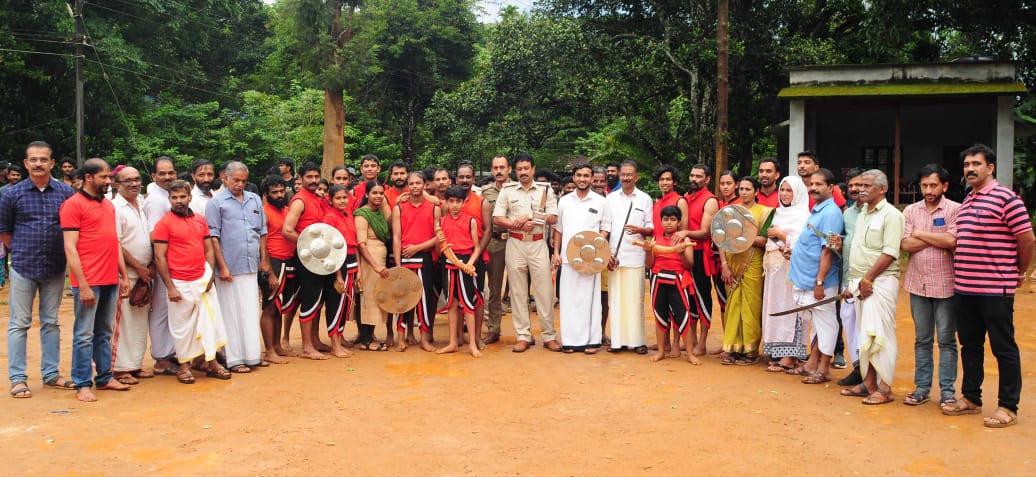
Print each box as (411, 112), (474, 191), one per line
(0, 283), (1033, 476)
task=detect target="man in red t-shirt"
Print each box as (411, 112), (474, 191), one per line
(61, 158), (131, 402)
(153, 180), (230, 384)
(258, 176), (297, 364)
(455, 162), (491, 346)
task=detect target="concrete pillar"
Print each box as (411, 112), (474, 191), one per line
(788, 99), (806, 175)
(995, 95), (1015, 189)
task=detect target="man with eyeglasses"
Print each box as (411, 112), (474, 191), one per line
(1, 141), (76, 399)
(111, 167), (155, 385)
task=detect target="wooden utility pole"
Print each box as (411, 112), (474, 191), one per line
(73, 0), (85, 165)
(714, 0), (729, 195)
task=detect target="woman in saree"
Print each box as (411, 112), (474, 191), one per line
(719, 176), (772, 365)
(354, 181), (393, 350)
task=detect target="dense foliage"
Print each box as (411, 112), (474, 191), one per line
(1, 0), (1032, 188)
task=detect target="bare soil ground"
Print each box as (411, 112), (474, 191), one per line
(0, 284), (1034, 476)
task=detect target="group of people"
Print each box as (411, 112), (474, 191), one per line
(1, 141), (1028, 428)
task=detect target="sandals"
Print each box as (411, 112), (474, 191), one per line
(229, 365), (251, 374)
(941, 396), (981, 416)
(984, 407), (1018, 428)
(840, 383), (870, 397)
(720, 355), (737, 366)
(633, 345), (648, 355)
(903, 391), (930, 406)
(358, 341), (388, 352)
(9, 382), (31, 398)
(801, 372), (830, 384)
(206, 365), (232, 380)
(176, 368), (195, 385)
(44, 376), (76, 390)
(862, 390), (894, 405)
(766, 364), (792, 373)
(734, 355), (759, 366)
(114, 373), (139, 385)
(584, 348), (599, 355)
(785, 366), (811, 376)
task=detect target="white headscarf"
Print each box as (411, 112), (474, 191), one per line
(767, 176), (810, 251)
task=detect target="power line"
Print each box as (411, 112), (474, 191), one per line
(0, 117), (73, 137)
(0, 48), (74, 57)
(81, 57), (238, 100)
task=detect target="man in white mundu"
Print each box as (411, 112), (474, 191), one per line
(551, 163), (607, 354)
(602, 161), (654, 353)
(152, 180), (230, 384)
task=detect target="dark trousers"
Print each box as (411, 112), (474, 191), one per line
(689, 250), (713, 325)
(956, 294), (1021, 412)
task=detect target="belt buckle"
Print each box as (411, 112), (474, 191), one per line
(500, 232), (509, 240)
(521, 233), (533, 241)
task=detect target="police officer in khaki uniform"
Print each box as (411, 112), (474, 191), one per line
(492, 153), (561, 352)
(481, 155), (511, 344)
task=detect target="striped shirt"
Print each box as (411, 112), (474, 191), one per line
(953, 180), (1032, 296)
(902, 196), (960, 298)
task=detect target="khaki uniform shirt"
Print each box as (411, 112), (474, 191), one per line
(482, 182), (508, 235)
(492, 181), (559, 237)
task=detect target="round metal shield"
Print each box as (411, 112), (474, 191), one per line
(373, 267), (423, 314)
(297, 223), (348, 275)
(565, 230), (611, 274)
(710, 205), (758, 254)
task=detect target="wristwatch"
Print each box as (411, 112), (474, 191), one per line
(815, 279), (823, 286)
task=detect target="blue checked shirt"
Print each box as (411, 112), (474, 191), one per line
(0, 178), (75, 280)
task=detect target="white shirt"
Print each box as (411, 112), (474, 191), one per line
(602, 187), (653, 267)
(113, 193), (152, 279)
(554, 190), (606, 264)
(190, 185), (213, 216)
(142, 184), (170, 232)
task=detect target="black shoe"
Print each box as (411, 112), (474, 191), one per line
(837, 365), (862, 386)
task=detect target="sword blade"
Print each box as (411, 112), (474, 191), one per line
(770, 294), (842, 316)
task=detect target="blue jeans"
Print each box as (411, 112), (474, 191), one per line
(7, 268), (65, 385)
(71, 285), (119, 389)
(910, 293), (957, 400)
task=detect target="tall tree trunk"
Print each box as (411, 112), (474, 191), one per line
(322, 88), (345, 178)
(401, 96), (417, 165)
(714, 0), (729, 194)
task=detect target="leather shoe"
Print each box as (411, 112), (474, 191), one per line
(483, 332), (500, 345)
(512, 340), (531, 353)
(837, 365), (863, 386)
(543, 340), (562, 352)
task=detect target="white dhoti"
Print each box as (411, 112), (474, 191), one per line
(854, 276), (898, 385)
(793, 285), (839, 355)
(148, 278), (177, 360)
(559, 264), (602, 350)
(113, 277), (151, 372)
(215, 273), (262, 368)
(608, 266), (646, 349)
(168, 265), (228, 362)
(840, 285), (859, 363)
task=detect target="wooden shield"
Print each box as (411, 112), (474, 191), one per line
(374, 267), (423, 314)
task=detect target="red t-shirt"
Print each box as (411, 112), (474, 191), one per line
(384, 187), (404, 210)
(291, 188), (327, 233)
(461, 192), (488, 261)
(440, 212), (476, 255)
(264, 202), (295, 261)
(59, 192), (120, 287)
(756, 189), (780, 208)
(652, 191), (683, 240)
(323, 208), (358, 247)
(399, 199), (435, 248)
(153, 212), (210, 281)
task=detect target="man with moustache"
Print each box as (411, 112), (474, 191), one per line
(480, 155), (512, 345)
(943, 145), (1033, 428)
(605, 162), (620, 193)
(189, 159), (217, 215)
(591, 166), (611, 343)
(456, 162), (492, 345)
(282, 162), (332, 360)
(142, 156), (179, 376)
(552, 163), (606, 353)
(796, 151), (845, 209)
(206, 161), (270, 373)
(901, 164), (960, 407)
(492, 153), (561, 352)
(2, 141), (76, 399)
(61, 159), (132, 401)
(681, 164), (720, 356)
(432, 168), (452, 203)
(836, 168), (867, 386)
(59, 157), (77, 188)
(384, 161), (410, 209)
(602, 161), (653, 354)
(786, 168), (843, 383)
(756, 158), (782, 208)
(111, 166), (156, 385)
(258, 176), (296, 364)
(153, 180), (231, 383)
